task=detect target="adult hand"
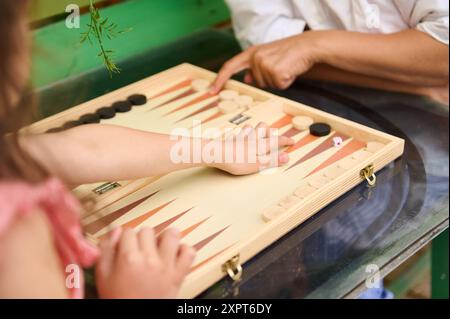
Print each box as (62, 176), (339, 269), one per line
(211, 33), (322, 93)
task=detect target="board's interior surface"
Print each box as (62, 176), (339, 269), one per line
(29, 64), (404, 297)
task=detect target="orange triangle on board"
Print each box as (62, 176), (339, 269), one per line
(165, 92), (216, 116)
(121, 199), (176, 229)
(153, 208), (193, 235)
(151, 79), (192, 98)
(84, 191), (159, 235)
(193, 226), (230, 251)
(306, 139), (366, 177)
(270, 115), (293, 129)
(180, 216), (211, 238)
(286, 134), (318, 154)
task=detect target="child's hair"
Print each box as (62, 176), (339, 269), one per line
(0, 1), (49, 183)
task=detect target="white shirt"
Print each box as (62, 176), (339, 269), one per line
(226, 0), (449, 48)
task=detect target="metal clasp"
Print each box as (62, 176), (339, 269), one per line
(93, 182), (121, 195)
(360, 164), (377, 187)
(222, 255), (243, 281)
(229, 114), (251, 125)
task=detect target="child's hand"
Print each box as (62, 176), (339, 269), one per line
(211, 122), (294, 175)
(96, 227), (195, 299)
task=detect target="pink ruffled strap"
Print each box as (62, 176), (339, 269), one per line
(0, 178), (99, 298)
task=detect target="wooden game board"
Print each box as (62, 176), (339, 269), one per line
(28, 64), (404, 298)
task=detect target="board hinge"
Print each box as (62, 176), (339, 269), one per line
(222, 254), (243, 281)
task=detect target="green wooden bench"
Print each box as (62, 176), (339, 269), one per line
(30, 0), (102, 22)
(32, 0), (231, 89)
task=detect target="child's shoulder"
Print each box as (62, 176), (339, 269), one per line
(0, 177), (91, 243)
(0, 204), (70, 298)
(0, 178), (78, 231)
(0, 179), (70, 297)
(0, 178), (99, 298)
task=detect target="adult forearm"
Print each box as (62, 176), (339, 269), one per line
(312, 29), (449, 86)
(302, 64), (449, 104)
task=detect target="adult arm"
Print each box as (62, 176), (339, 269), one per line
(212, 28), (448, 93)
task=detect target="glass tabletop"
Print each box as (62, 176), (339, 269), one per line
(200, 81), (449, 299)
(36, 29), (449, 299)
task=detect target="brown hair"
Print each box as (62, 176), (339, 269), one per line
(0, 1), (49, 183)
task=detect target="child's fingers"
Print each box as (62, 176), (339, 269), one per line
(258, 151), (290, 170)
(236, 123), (271, 144)
(158, 228), (181, 265)
(237, 125), (253, 139)
(97, 227), (122, 274)
(278, 135), (295, 147)
(117, 228), (139, 257)
(103, 227), (123, 248)
(258, 136), (294, 155)
(137, 227), (157, 257)
(176, 244), (196, 280)
(271, 136), (295, 150)
(255, 122), (270, 139)
(278, 152), (290, 165)
(223, 129), (236, 141)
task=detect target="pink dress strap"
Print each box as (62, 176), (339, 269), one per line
(0, 178), (99, 298)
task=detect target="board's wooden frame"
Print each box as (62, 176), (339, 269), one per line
(27, 64), (404, 298)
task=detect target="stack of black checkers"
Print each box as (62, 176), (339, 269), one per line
(46, 94), (147, 133)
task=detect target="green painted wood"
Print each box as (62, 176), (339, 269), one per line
(386, 250), (430, 299)
(432, 229), (449, 299)
(36, 29), (241, 119)
(32, 0), (230, 89)
(30, 0), (103, 22)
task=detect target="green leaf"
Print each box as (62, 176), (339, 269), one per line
(79, 0), (130, 76)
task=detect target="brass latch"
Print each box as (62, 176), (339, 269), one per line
(360, 164), (377, 187)
(222, 255), (243, 281)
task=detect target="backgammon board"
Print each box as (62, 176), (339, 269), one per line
(28, 64), (404, 298)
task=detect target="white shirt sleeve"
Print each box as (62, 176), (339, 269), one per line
(399, 0), (449, 45)
(225, 0), (307, 49)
